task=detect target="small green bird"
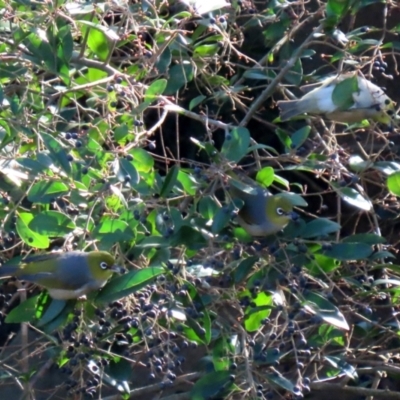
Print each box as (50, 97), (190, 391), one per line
(277, 73), (396, 125)
(229, 181), (297, 236)
(0, 251), (125, 300)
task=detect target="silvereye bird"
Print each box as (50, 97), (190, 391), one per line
(277, 73), (396, 125)
(0, 251), (125, 300)
(229, 181), (297, 236)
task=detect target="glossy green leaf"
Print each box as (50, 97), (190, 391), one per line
(96, 266), (165, 303)
(221, 127), (250, 162)
(323, 242), (373, 260)
(164, 63), (194, 95)
(234, 256), (259, 283)
(275, 128), (291, 149)
(332, 75), (358, 110)
(189, 95), (206, 110)
(334, 185), (373, 211)
(119, 158), (140, 186)
(199, 196), (219, 219)
(36, 299), (68, 327)
(342, 233), (386, 245)
(129, 148), (154, 172)
(387, 171), (400, 196)
(41, 133), (71, 174)
(193, 44), (219, 57)
(5, 295), (39, 323)
(177, 170), (197, 195)
(291, 126), (311, 148)
(306, 253), (340, 274)
(266, 372), (295, 393)
(256, 167), (274, 187)
(303, 291), (349, 331)
(144, 79), (167, 102)
(155, 46), (171, 73)
(28, 180), (69, 204)
(211, 202), (235, 234)
(92, 219), (134, 246)
(278, 192), (308, 207)
(326, 0), (350, 18)
(29, 211), (75, 236)
(160, 165), (179, 198)
(17, 212), (50, 248)
(280, 42), (303, 86)
(190, 370), (233, 400)
(244, 292), (272, 332)
(299, 218), (341, 239)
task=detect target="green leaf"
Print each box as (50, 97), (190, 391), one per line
(28, 180), (69, 204)
(342, 233), (386, 245)
(280, 42), (303, 86)
(177, 170), (197, 195)
(190, 371), (233, 400)
(306, 253), (340, 275)
(193, 44), (219, 57)
(256, 167), (274, 187)
(17, 212), (50, 248)
(211, 202), (235, 234)
(221, 127), (250, 162)
(299, 218), (341, 239)
(189, 95), (206, 110)
(129, 148), (154, 172)
(29, 211), (76, 236)
(234, 256), (259, 283)
(92, 219), (134, 247)
(387, 171), (400, 196)
(275, 128), (291, 150)
(144, 79), (167, 102)
(333, 184), (373, 211)
(106, 358), (132, 383)
(96, 267), (165, 303)
(5, 295), (39, 323)
(277, 192), (308, 207)
(332, 75), (358, 111)
(244, 291), (273, 332)
(36, 299), (68, 327)
(303, 291), (349, 331)
(199, 196), (219, 220)
(78, 20), (118, 60)
(323, 242), (373, 260)
(291, 126), (311, 148)
(170, 225), (208, 250)
(155, 46), (171, 74)
(164, 63), (194, 95)
(326, 0), (350, 18)
(266, 371), (296, 393)
(119, 158), (140, 186)
(160, 165), (179, 198)
(41, 133), (71, 174)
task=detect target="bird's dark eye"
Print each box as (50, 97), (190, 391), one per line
(100, 261), (108, 270)
(276, 207), (285, 216)
(385, 99), (391, 105)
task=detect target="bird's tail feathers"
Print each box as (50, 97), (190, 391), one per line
(0, 265), (18, 278)
(277, 99), (314, 121)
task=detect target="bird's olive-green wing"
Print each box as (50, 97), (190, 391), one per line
(20, 252), (92, 290)
(230, 183), (268, 225)
(22, 251), (82, 264)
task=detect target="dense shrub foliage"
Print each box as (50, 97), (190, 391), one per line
(1, 0), (400, 399)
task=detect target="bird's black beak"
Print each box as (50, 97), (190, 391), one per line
(111, 265), (127, 274)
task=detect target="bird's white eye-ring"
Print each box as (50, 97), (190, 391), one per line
(100, 261), (109, 270)
(276, 207), (285, 216)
